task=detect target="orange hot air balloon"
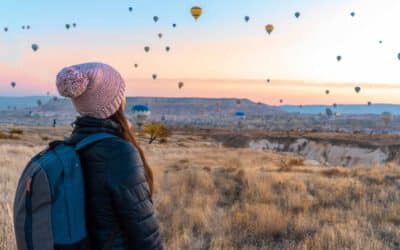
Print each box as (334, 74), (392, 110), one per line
(265, 24), (274, 34)
(191, 6), (202, 21)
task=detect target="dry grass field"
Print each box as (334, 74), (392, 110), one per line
(1, 125), (400, 249)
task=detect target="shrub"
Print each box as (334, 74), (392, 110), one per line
(278, 158), (304, 171)
(0, 131), (20, 140)
(322, 168), (349, 178)
(41, 136), (50, 141)
(142, 123), (171, 144)
(9, 128), (23, 134)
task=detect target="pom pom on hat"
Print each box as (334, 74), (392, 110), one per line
(56, 66), (90, 98)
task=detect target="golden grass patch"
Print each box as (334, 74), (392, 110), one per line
(1, 128), (400, 249)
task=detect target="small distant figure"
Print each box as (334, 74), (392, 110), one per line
(52, 119), (57, 128)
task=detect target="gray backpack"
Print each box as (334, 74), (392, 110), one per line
(13, 133), (116, 250)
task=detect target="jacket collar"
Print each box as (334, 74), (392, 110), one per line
(68, 116), (122, 143)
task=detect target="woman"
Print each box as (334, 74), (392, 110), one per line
(56, 62), (163, 250)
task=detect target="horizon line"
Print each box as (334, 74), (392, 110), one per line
(0, 95), (399, 106)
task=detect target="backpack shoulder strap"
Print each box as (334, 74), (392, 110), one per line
(75, 133), (118, 151)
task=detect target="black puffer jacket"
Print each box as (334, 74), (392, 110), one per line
(68, 116), (163, 250)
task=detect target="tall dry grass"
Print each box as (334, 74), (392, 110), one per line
(0, 144), (43, 250)
(1, 128), (399, 249)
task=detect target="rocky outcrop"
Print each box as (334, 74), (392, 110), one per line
(212, 133), (396, 166)
(249, 138), (388, 166)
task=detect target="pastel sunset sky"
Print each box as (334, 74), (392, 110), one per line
(0, 0), (399, 104)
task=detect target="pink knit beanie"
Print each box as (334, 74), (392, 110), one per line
(56, 62), (125, 119)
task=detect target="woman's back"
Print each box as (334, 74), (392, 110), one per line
(70, 116), (162, 250)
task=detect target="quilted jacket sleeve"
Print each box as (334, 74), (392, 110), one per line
(105, 141), (163, 250)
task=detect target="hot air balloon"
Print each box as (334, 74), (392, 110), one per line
(4, 27), (8, 32)
(379, 40), (383, 44)
(27, 25), (30, 30)
(265, 24), (274, 34)
(325, 90), (330, 95)
(172, 23), (177, 28)
(367, 101), (372, 106)
(144, 46), (150, 52)
(295, 12), (301, 18)
(158, 33), (163, 39)
(244, 16), (250, 22)
(134, 63), (138, 68)
(65, 24), (70, 29)
(333, 103), (337, 108)
(22, 25), (25, 30)
(178, 81), (184, 89)
(234, 111), (246, 120)
(31, 44), (39, 52)
(267, 78), (270, 83)
(11, 82), (16, 88)
(128, 7), (133, 12)
(72, 23), (76, 28)
(397, 53), (400, 61)
(152, 74), (157, 80)
(153, 16), (159, 23)
(355, 86), (361, 93)
(336, 55), (342, 62)
(350, 12), (355, 17)
(165, 46), (170, 52)
(131, 105), (151, 128)
(191, 6), (202, 21)
(280, 99), (283, 104)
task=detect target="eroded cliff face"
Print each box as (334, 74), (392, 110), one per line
(212, 133), (398, 167)
(249, 138), (388, 166)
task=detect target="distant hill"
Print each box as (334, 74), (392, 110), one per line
(0, 96), (52, 110)
(2, 96), (399, 116)
(125, 97), (284, 118)
(2, 97), (400, 133)
(281, 104), (400, 115)
(34, 96), (284, 117)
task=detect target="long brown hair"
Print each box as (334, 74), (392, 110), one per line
(110, 106), (154, 195)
